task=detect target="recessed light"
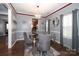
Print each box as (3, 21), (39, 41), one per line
(37, 5), (39, 8)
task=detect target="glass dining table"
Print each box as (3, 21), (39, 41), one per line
(29, 33), (39, 56)
(27, 33), (53, 56)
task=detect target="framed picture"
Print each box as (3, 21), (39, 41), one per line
(52, 17), (59, 27)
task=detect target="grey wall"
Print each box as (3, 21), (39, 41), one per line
(46, 16), (60, 44)
(77, 10), (79, 51)
(37, 18), (46, 33)
(0, 19), (5, 35)
(0, 15), (8, 22)
(16, 15), (33, 40)
(46, 3), (79, 49)
(0, 4), (8, 15)
(16, 15), (46, 40)
(12, 11), (17, 45)
(0, 4), (8, 36)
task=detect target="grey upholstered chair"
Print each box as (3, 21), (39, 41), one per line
(23, 32), (32, 46)
(37, 33), (51, 56)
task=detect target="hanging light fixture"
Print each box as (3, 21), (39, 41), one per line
(34, 5), (41, 19)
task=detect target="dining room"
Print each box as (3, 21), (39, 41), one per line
(0, 2), (79, 56)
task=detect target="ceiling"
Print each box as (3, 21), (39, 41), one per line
(12, 3), (68, 17)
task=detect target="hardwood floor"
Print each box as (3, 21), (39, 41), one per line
(0, 36), (8, 56)
(0, 36), (25, 56)
(51, 40), (79, 56)
(11, 40), (25, 56)
(0, 36), (79, 56)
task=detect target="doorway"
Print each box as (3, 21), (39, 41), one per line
(0, 4), (8, 55)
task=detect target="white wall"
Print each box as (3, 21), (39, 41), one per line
(8, 4), (17, 48)
(8, 8), (12, 48)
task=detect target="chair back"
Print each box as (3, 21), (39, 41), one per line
(23, 32), (32, 44)
(38, 34), (50, 51)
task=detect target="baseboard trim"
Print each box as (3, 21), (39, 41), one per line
(11, 39), (18, 48)
(55, 40), (60, 44)
(11, 38), (24, 48)
(17, 38), (24, 40)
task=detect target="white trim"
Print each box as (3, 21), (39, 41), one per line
(11, 39), (18, 48)
(55, 40), (60, 44)
(15, 31), (31, 32)
(11, 38), (24, 48)
(51, 39), (60, 44)
(17, 38), (24, 40)
(51, 31), (60, 34)
(8, 8), (12, 48)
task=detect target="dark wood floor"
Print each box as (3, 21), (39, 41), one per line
(0, 36), (25, 56)
(51, 41), (79, 56)
(11, 40), (25, 56)
(0, 36), (79, 56)
(0, 36), (8, 56)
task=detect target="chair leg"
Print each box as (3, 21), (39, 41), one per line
(42, 51), (47, 56)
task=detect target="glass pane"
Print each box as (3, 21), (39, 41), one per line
(63, 13), (72, 39)
(6, 24), (8, 29)
(46, 20), (48, 32)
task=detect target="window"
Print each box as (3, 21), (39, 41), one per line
(63, 13), (72, 39)
(46, 20), (48, 32)
(6, 23), (8, 30)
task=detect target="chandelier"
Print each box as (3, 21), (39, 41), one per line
(34, 5), (41, 19)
